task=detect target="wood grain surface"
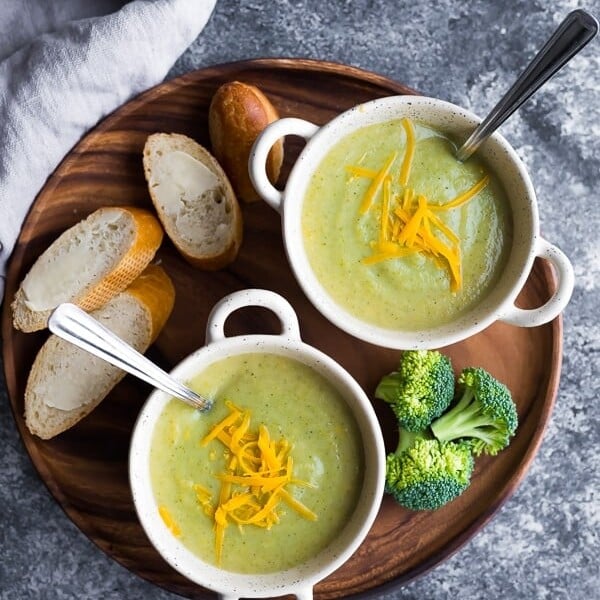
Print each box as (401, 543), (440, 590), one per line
(1, 59), (562, 599)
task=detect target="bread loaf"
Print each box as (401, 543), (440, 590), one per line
(143, 132), (243, 270)
(12, 206), (163, 332)
(208, 81), (283, 203)
(24, 264), (175, 439)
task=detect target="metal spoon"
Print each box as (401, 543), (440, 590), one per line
(456, 8), (598, 162)
(48, 303), (212, 411)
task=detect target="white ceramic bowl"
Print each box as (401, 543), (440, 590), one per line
(249, 95), (574, 350)
(129, 289), (385, 600)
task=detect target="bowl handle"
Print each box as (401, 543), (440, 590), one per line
(499, 237), (574, 327)
(206, 289), (301, 344)
(294, 586), (314, 599)
(249, 117), (319, 212)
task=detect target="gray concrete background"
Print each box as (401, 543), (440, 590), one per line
(1, 0), (599, 598)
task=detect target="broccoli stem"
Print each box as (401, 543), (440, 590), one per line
(395, 427), (431, 454)
(396, 429), (420, 453)
(374, 372), (402, 404)
(430, 388), (493, 443)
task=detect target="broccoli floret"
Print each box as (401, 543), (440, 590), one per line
(375, 350), (454, 432)
(430, 367), (518, 456)
(385, 427), (474, 511)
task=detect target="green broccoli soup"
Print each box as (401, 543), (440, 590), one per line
(301, 118), (513, 330)
(149, 353), (364, 574)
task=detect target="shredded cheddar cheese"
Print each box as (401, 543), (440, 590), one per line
(379, 175), (392, 244)
(159, 505), (181, 537)
(359, 151), (398, 214)
(399, 117), (416, 186)
(197, 401), (316, 565)
(349, 117), (490, 291)
(429, 175), (490, 211)
(345, 165), (377, 179)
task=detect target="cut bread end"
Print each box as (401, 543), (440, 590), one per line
(12, 206), (163, 332)
(143, 133), (243, 270)
(24, 264), (175, 439)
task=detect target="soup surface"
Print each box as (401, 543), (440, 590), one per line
(301, 118), (513, 330)
(150, 352), (364, 574)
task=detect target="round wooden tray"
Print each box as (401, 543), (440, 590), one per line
(2, 59), (561, 599)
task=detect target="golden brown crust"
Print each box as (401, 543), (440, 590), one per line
(208, 81), (283, 203)
(125, 263), (175, 341)
(76, 207), (164, 312)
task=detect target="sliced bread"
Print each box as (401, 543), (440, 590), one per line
(143, 132), (243, 270)
(24, 264), (175, 440)
(12, 206), (164, 332)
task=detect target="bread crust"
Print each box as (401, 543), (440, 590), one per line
(125, 263), (175, 341)
(143, 133), (243, 270)
(208, 81), (283, 203)
(77, 207), (164, 311)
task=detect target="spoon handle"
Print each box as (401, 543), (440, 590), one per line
(48, 303), (212, 411)
(456, 9), (598, 162)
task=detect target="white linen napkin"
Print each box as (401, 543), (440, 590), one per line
(0, 0), (217, 299)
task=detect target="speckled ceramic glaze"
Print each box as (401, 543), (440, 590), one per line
(129, 289), (385, 600)
(250, 96), (575, 349)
